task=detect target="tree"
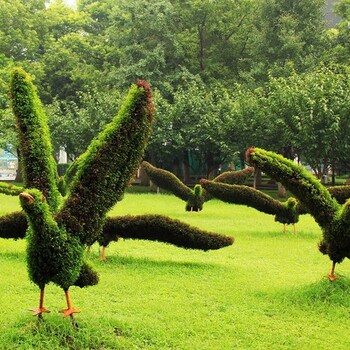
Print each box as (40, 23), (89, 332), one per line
(324, 0), (350, 64)
(250, 0), (326, 80)
(148, 80), (235, 180)
(46, 88), (122, 160)
(266, 65), (350, 180)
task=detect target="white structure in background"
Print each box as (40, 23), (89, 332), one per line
(0, 148), (18, 181)
(58, 147), (67, 164)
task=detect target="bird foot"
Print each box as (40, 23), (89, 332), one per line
(98, 255), (107, 262)
(59, 307), (80, 318)
(325, 274), (338, 282)
(30, 307), (51, 316)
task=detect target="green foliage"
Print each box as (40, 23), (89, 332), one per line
(265, 65), (350, 176)
(20, 188), (86, 290)
(0, 211), (27, 239)
(252, 0), (325, 79)
(142, 161), (192, 202)
(186, 184), (204, 212)
(201, 179), (299, 225)
(246, 147), (339, 227)
(63, 156), (81, 189)
(10, 68), (61, 212)
(0, 181), (23, 196)
(57, 80), (154, 245)
(246, 147), (350, 265)
(100, 214), (233, 250)
(73, 261), (99, 288)
(328, 185), (350, 204)
(213, 167), (254, 185)
(57, 176), (67, 197)
(275, 197), (299, 225)
(149, 81), (235, 177)
(57, 163), (70, 176)
(143, 161), (255, 211)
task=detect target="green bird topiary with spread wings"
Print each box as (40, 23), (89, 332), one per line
(246, 146), (350, 281)
(0, 68), (233, 323)
(141, 161), (254, 211)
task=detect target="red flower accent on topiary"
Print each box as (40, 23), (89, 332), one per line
(245, 146), (255, 164)
(137, 79), (154, 117)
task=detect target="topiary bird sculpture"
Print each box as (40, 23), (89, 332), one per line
(9, 67), (154, 321)
(200, 179), (300, 233)
(141, 161), (254, 211)
(1, 68), (233, 323)
(246, 146), (350, 281)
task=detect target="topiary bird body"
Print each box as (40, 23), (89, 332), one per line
(19, 190), (95, 317)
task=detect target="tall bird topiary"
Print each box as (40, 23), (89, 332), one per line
(141, 161), (254, 211)
(246, 147), (349, 281)
(10, 68), (154, 321)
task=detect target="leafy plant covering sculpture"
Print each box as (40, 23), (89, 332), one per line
(246, 146), (350, 281)
(0, 68), (233, 323)
(141, 161), (254, 211)
(100, 214), (234, 254)
(11, 67), (157, 321)
(200, 179), (299, 232)
(0, 180), (233, 261)
(11, 69), (62, 212)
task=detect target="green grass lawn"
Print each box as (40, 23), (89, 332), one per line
(1, 192), (350, 349)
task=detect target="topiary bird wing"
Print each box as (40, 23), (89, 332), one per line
(0, 211), (27, 239)
(100, 214), (233, 251)
(56, 81), (154, 245)
(10, 68), (61, 212)
(141, 161), (192, 201)
(328, 185), (350, 205)
(0, 181), (24, 196)
(201, 179), (284, 216)
(212, 167), (254, 185)
(246, 147), (339, 228)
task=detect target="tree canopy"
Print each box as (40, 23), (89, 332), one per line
(0, 0), (348, 179)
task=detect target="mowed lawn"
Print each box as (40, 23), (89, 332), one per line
(1, 191), (350, 349)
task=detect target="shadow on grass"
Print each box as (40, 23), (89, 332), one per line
(5, 316), (112, 350)
(93, 253), (222, 272)
(0, 250), (26, 262)
(272, 276), (350, 307)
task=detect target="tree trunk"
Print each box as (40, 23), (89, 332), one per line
(254, 168), (262, 188)
(277, 182), (286, 198)
(138, 165), (149, 186)
(183, 150), (190, 183)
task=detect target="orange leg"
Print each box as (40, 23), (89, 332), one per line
(283, 224), (286, 233)
(326, 261), (338, 281)
(31, 287), (50, 317)
(60, 290), (80, 318)
(98, 246), (107, 261)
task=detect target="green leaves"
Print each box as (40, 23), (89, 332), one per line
(10, 68), (61, 211)
(57, 80), (154, 244)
